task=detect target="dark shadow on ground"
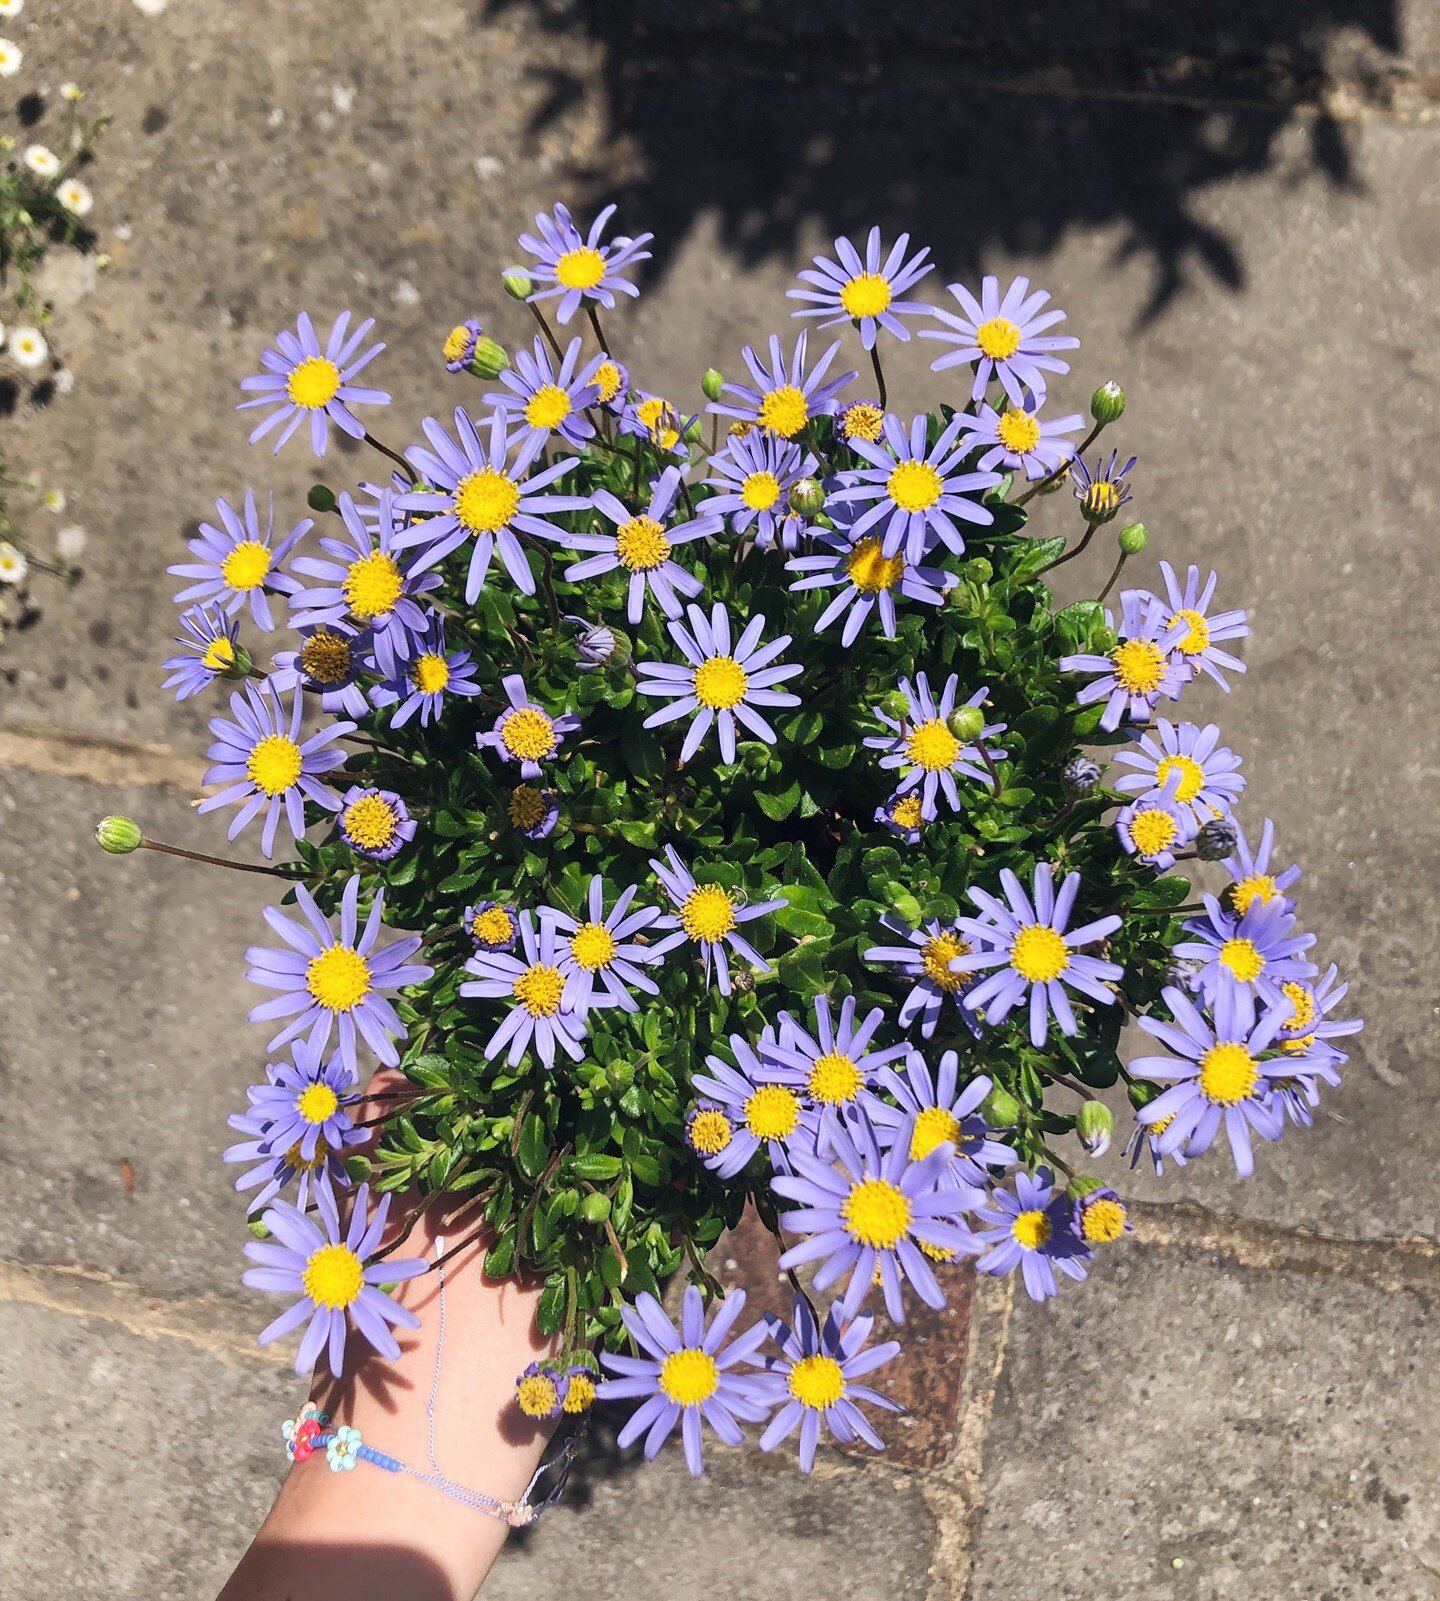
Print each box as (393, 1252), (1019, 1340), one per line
(473, 0), (1401, 320)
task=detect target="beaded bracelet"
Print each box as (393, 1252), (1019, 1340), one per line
(279, 1251), (580, 1527)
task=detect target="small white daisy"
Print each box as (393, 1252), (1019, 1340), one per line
(23, 145), (60, 179)
(42, 488), (65, 515)
(0, 541), (29, 585)
(56, 525), (86, 562)
(9, 327), (48, 369)
(132, 0), (169, 13)
(60, 81), (83, 102)
(0, 0), (24, 19)
(0, 37), (22, 76)
(57, 179), (92, 217)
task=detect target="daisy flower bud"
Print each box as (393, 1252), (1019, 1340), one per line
(306, 483), (338, 513)
(501, 266), (534, 301)
(789, 476), (824, 517)
(1090, 380), (1126, 424)
(1076, 1099), (1115, 1157)
(1062, 754), (1103, 794)
(579, 1192), (611, 1225)
(700, 367), (725, 401)
(96, 815), (143, 854)
(981, 1085), (1021, 1127)
(1196, 816), (1241, 861)
(1117, 521), (1148, 555)
(946, 704), (985, 743)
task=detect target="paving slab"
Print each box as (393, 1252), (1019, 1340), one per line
(968, 1244), (1440, 1600)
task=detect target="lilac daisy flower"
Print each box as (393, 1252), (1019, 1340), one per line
(505, 783), (560, 840)
(590, 356), (629, 413)
(238, 311), (390, 457)
(336, 786), (415, 863)
(1115, 769), (1196, 871)
(1072, 1186), (1133, 1248)
(1071, 449), (1137, 523)
(1222, 818), (1302, 916)
(1157, 560), (1249, 689)
(689, 1029), (805, 1179)
(162, 604), (241, 700)
(245, 877), (432, 1078)
(752, 1297), (903, 1471)
(920, 274), (1078, 403)
(485, 334), (604, 448)
(268, 622), (374, 719)
(441, 317), (484, 374)
(1059, 588), (1188, 731)
(870, 1051), (1017, 1193)
(394, 407), (589, 603)
(368, 615), (481, 729)
(648, 846), (783, 996)
(759, 996), (910, 1135)
(1133, 984), (1290, 1177)
(465, 901), (519, 953)
(287, 491), (441, 679)
(548, 873), (665, 1013)
(708, 331), (856, 441)
(704, 431), (819, 551)
(788, 227), (934, 349)
(636, 602), (803, 765)
(955, 391), (1084, 481)
(242, 1183), (427, 1378)
(865, 675), (1007, 819)
(478, 672), (581, 780)
(519, 202), (653, 325)
(168, 489), (305, 630)
(864, 915), (983, 1039)
(970, 1168), (1090, 1302)
(597, 1286), (769, 1478)
(835, 398), (887, 446)
(787, 521), (950, 646)
(874, 790), (928, 844)
(198, 683), (353, 858)
(560, 466), (718, 623)
(619, 392), (696, 458)
(1112, 718), (1246, 827)
(460, 910), (587, 1070)
(951, 864), (1124, 1046)
(828, 411), (1000, 564)
(774, 1109), (976, 1323)
(1273, 963), (1362, 1077)
(1174, 894), (1317, 1011)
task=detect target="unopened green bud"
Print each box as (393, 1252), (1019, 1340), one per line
(1076, 1099), (1115, 1157)
(700, 368), (725, 402)
(981, 1086), (1021, 1128)
(947, 705), (985, 743)
(1117, 522), (1148, 555)
(881, 689), (910, 720)
(95, 815), (142, 855)
(218, 640), (254, 681)
(963, 557), (993, 584)
(579, 1192), (612, 1225)
(343, 1153), (373, 1183)
(1090, 380), (1126, 425)
(683, 414), (704, 444)
(307, 483), (337, 514)
(468, 335), (509, 381)
(787, 477), (823, 519)
(1066, 1173), (1106, 1201)
(501, 266), (534, 301)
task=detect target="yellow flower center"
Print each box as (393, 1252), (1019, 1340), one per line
(840, 403), (885, 443)
(569, 921), (617, 972)
(246, 734), (304, 797)
(689, 1108), (735, 1155)
(302, 1242), (364, 1309)
(563, 1373), (597, 1414)
(201, 635), (236, 672)
(516, 1375), (560, 1418)
(744, 1084), (800, 1141)
(659, 1348), (720, 1406)
(679, 884), (737, 943)
(1198, 1041), (1258, 1105)
(305, 945), (373, 1013)
(975, 316), (1023, 360)
(1011, 1208), (1052, 1250)
(693, 655), (749, 710)
(286, 355), (342, 411)
(220, 540), (272, 592)
(615, 515), (671, 572)
(758, 385), (809, 439)
(919, 1239), (957, 1263)
(500, 707), (558, 762)
(921, 931), (970, 992)
(524, 383), (573, 431)
(996, 408), (1041, 455)
(343, 550), (404, 621)
(1281, 980), (1317, 1033)
(887, 460), (943, 513)
(1085, 482), (1121, 517)
(904, 718), (960, 772)
(1110, 639), (1166, 695)
(1218, 937), (1265, 984)
(1171, 607), (1210, 656)
(890, 794), (925, 831)
(1080, 1197), (1128, 1245)
(343, 794), (400, 852)
(844, 535), (905, 594)
(593, 361), (623, 403)
(910, 1106), (961, 1161)
(739, 470), (782, 512)
(507, 784), (551, 830)
(807, 1052), (862, 1106)
(455, 468), (521, 534)
(1154, 753), (1204, 805)
(1010, 924), (1070, 983)
(411, 652), (451, 695)
(283, 1139), (329, 1175)
(1128, 808), (1179, 857)
(841, 1177), (912, 1249)
(472, 906), (515, 946)
(788, 1353), (847, 1409)
(513, 963), (565, 1017)
(443, 324), (474, 363)
(839, 273), (893, 319)
(1230, 874), (1277, 915)
(636, 397), (681, 450)
(299, 629), (353, 685)
(297, 1083), (340, 1124)
(554, 245), (607, 291)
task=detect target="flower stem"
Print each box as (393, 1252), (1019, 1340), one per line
(585, 303), (610, 356)
(869, 344), (888, 410)
(1035, 521), (1097, 578)
(362, 430), (417, 485)
(138, 838), (298, 878)
(1095, 550), (1129, 605)
(1014, 420), (1104, 508)
(528, 302), (565, 362)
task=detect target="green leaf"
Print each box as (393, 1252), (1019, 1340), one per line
(756, 780), (802, 822)
(536, 1274), (567, 1337)
(484, 1228), (517, 1278)
(1008, 535), (1066, 584)
(569, 1153), (623, 1181)
(1054, 600), (1108, 657)
(516, 1113), (548, 1181)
